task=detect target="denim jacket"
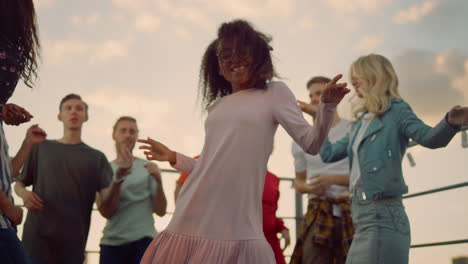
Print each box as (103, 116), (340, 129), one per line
(320, 99), (459, 200)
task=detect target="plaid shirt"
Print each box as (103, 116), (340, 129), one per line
(290, 197), (354, 264)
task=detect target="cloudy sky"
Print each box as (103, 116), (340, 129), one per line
(6, 0), (468, 263)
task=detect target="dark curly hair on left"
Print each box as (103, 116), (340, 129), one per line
(0, 0), (40, 88)
(199, 19), (277, 110)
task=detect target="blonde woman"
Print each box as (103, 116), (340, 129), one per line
(320, 54), (468, 263)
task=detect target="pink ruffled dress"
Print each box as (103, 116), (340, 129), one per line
(141, 81), (336, 264)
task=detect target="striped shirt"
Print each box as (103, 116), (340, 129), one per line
(0, 43), (23, 229)
(0, 122), (13, 229)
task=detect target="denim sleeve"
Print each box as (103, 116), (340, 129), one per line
(319, 134), (350, 163)
(398, 102), (459, 149)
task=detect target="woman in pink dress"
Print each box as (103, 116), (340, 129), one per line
(138, 19), (350, 264)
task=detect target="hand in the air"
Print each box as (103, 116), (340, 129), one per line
(1, 103), (33, 126)
(138, 137), (176, 164)
(448, 106), (468, 127)
(115, 146), (133, 180)
(145, 162), (162, 183)
(24, 124), (47, 146)
(321, 74), (350, 104)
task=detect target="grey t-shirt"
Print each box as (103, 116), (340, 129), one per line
(18, 140), (112, 251)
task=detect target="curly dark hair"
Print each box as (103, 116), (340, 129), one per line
(199, 19), (277, 110)
(0, 0), (40, 88)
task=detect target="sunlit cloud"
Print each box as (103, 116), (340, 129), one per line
(69, 13), (101, 26)
(110, 0), (296, 32)
(44, 38), (129, 65)
(434, 51), (466, 77)
(393, 0), (438, 24)
(353, 35), (384, 53)
(134, 13), (162, 33)
(156, 0), (212, 29)
(90, 40), (129, 63)
(294, 16), (317, 31)
(452, 60), (468, 103)
(85, 87), (172, 131)
(324, 0), (393, 15)
(43, 38), (90, 64)
(209, 0), (295, 19)
(174, 26), (192, 40)
(33, 0), (54, 9)
(393, 50), (467, 121)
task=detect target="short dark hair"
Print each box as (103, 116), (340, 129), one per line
(59, 94), (88, 114)
(113, 116), (138, 133)
(306, 76), (331, 89)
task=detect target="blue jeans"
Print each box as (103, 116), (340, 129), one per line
(100, 237), (153, 264)
(346, 189), (411, 264)
(0, 227), (30, 264)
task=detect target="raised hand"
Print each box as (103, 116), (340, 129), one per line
(138, 137), (176, 164)
(448, 106), (468, 127)
(24, 124), (47, 146)
(21, 190), (44, 211)
(115, 146), (133, 180)
(144, 162), (162, 183)
(297, 100), (318, 118)
(321, 74), (350, 104)
(1, 103), (33, 126)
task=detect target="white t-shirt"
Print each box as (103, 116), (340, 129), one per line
(350, 113), (375, 190)
(292, 119), (351, 200)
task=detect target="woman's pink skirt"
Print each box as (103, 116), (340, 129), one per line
(140, 230), (276, 264)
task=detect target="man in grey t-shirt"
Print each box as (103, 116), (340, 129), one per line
(14, 94), (132, 264)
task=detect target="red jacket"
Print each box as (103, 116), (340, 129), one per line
(262, 171), (287, 264)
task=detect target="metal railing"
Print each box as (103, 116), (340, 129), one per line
(16, 127), (468, 259)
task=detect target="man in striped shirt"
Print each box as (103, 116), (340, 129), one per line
(0, 124), (46, 264)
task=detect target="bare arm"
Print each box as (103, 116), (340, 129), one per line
(145, 163), (167, 217)
(293, 171), (310, 194)
(11, 125), (46, 178)
(151, 178), (167, 216)
(96, 147), (132, 219)
(14, 181), (43, 211)
(0, 191), (23, 226)
(294, 171), (326, 196)
(96, 182), (122, 219)
(308, 173), (350, 193)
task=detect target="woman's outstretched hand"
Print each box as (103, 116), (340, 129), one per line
(1, 103), (33, 126)
(448, 106), (468, 127)
(138, 137), (177, 164)
(321, 74), (350, 104)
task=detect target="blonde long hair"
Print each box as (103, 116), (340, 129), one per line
(350, 54), (401, 120)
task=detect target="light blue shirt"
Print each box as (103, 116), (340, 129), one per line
(100, 158), (158, 246)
